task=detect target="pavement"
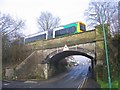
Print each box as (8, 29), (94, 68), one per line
(2, 66), (101, 89)
(81, 70), (101, 90)
(81, 78), (100, 89)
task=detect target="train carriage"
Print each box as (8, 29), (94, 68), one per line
(53, 22), (86, 38)
(25, 21), (86, 43)
(25, 31), (48, 43)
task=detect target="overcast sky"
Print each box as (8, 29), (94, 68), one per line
(0, 0), (90, 35)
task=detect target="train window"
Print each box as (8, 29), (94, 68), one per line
(69, 27), (76, 33)
(55, 29), (64, 37)
(25, 34), (46, 43)
(35, 34), (46, 40)
(55, 26), (76, 37)
(25, 37), (35, 43)
(80, 24), (86, 31)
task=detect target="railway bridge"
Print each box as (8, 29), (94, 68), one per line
(14, 25), (108, 79)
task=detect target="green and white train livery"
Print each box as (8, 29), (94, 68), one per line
(25, 21), (86, 43)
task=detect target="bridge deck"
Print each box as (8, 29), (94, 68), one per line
(27, 30), (103, 50)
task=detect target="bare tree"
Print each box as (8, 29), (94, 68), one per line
(37, 12), (60, 31)
(0, 13), (26, 68)
(84, 0), (118, 35)
(0, 13), (25, 36)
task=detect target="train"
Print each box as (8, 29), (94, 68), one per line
(25, 21), (86, 43)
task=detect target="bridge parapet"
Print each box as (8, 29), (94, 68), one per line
(28, 30), (100, 50)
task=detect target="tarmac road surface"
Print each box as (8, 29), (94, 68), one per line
(2, 56), (90, 89)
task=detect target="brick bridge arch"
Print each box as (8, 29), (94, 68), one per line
(42, 47), (95, 64)
(42, 50), (96, 79)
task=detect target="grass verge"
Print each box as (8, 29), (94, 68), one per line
(97, 78), (118, 88)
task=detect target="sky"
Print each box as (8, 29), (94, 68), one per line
(0, 0), (91, 36)
(73, 55), (91, 64)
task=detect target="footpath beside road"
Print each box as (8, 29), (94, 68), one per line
(81, 77), (101, 90)
(81, 70), (101, 90)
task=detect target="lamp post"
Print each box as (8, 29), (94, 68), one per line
(90, 7), (112, 88)
(101, 7), (112, 88)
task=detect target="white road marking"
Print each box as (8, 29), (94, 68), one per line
(24, 81), (37, 83)
(4, 83), (10, 85)
(77, 76), (88, 90)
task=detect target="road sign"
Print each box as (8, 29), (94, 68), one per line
(63, 44), (69, 51)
